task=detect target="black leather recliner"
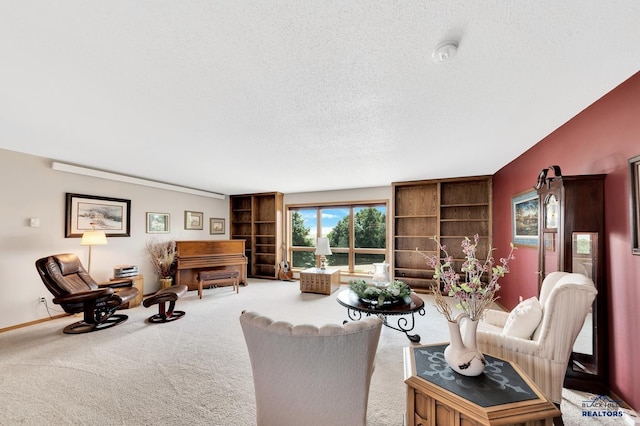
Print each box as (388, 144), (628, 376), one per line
(35, 253), (139, 334)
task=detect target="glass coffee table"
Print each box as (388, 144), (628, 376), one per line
(336, 289), (425, 342)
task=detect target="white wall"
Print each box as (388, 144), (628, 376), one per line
(284, 186), (391, 206)
(0, 148), (394, 330)
(0, 148), (228, 330)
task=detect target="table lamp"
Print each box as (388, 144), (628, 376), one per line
(315, 237), (332, 270)
(81, 226), (107, 274)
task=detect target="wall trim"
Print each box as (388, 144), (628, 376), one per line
(52, 161), (225, 199)
(0, 313), (68, 334)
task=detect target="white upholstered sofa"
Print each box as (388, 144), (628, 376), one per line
(240, 311), (383, 426)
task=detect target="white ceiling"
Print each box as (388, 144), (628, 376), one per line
(2, 1), (640, 196)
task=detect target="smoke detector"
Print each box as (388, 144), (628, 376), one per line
(432, 41), (458, 63)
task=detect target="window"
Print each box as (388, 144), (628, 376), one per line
(288, 202), (387, 274)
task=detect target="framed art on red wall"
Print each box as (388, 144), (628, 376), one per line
(629, 155), (640, 255)
(511, 189), (539, 247)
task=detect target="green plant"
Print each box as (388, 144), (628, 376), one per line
(349, 279), (411, 306)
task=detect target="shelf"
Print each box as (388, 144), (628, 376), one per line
(439, 235), (490, 239)
(230, 192), (283, 279)
(440, 219), (488, 222)
(441, 203), (489, 208)
(395, 235), (436, 238)
(394, 248), (434, 254)
(394, 275), (433, 282)
(393, 176), (492, 292)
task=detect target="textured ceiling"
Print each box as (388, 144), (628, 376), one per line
(1, 1), (640, 195)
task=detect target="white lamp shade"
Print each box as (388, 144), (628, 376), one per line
(315, 237), (332, 256)
(80, 230), (108, 246)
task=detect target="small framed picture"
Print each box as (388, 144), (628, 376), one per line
(210, 218), (225, 235)
(146, 212), (170, 234)
(184, 211), (203, 230)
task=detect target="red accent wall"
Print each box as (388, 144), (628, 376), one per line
(493, 71), (640, 410)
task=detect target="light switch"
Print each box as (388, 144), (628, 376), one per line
(30, 218), (40, 227)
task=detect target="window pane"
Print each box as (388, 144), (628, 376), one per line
(292, 250), (316, 269)
(327, 252), (348, 269)
(354, 206), (386, 248)
(354, 253), (387, 274)
(291, 209), (316, 247)
(288, 202), (388, 274)
(324, 207), (350, 248)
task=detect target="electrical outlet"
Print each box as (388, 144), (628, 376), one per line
(39, 297), (46, 303)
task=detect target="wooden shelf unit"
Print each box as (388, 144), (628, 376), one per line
(230, 192), (283, 279)
(392, 176), (492, 293)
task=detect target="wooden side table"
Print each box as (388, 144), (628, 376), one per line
(99, 275), (144, 308)
(299, 268), (340, 295)
(403, 344), (560, 426)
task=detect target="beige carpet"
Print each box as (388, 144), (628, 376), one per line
(0, 279), (617, 425)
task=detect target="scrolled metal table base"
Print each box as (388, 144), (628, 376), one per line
(338, 290), (426, 343)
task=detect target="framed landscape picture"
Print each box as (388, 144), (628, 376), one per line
(184, 210), (203, 230)
(146, 212), (170, 234)
(65, 193), (131, 238)
(512, 190), (539, 247)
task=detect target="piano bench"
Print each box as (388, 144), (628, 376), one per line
(197, 270), (240, 299)
(143, 285), (188, 323)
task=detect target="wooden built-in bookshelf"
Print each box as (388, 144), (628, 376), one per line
(230, 192), (283, 279)
(392, 177), (492, 293)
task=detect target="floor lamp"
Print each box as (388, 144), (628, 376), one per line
(81, 228), (107, 274)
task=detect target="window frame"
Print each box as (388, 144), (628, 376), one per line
(285, 200), (388, 275)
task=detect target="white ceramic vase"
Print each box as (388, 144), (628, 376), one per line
(444, 313), (486, 376)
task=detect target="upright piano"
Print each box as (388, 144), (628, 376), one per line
(175, 240), (248, 292)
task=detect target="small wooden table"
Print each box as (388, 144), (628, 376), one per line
(336, 289), (425, 342)
(403, 343), (560, 426)
(98, 275), (144, 308)
(299, 268), (341, 295)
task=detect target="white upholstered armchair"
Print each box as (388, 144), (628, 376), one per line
(476, 272), (597, 405)
(239, 311), (383, 426)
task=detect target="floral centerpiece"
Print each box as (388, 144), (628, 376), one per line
(349, 279), (412, 307)
(418, 234), (516, 376)
(146, 238), (177, 280)
(419, 234), (517, 322)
